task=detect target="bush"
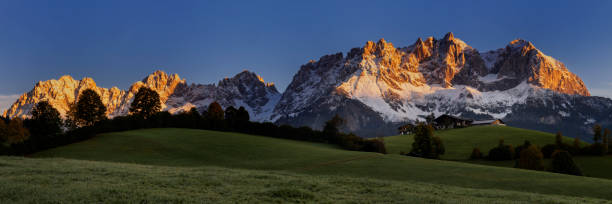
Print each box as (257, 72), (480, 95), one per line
(516, 145), (544, 171)
(514, 140), (531, 159)
(582, 143), (607, 156)
(470, 148), (483, 160)
(487, 139), (514, 161)
(362, 138), (387, 154)
(541, 144), (558, 158)
(551, 150), (582, 176)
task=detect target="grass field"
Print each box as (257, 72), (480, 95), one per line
(20, 128), (612, 202)
(1, 156), (607, 203)
(385, 125), (612, 179)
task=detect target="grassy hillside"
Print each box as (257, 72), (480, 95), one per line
(384, 125), (612, 179)
(33, 128), (368, 170)
(1, 157), (606, 203)
(30, 128), (612, 201)
(385, 125), (586, 160)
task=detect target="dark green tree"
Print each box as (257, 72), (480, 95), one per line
(323, 114), (344, 143)
(593, 124), (602, 143)
(30, 101), (62, 137)
(470, 147), (483, 160)
(236, 106), (250, 123)
(410, 123), (443, 158)
(573, 137), (581, 150)
(555, 131), (563, 146)
(551, 150), (582, 176)
(75, 89), (107, 127)
(0, 119), (8, 144)
(224, 106), (238, 121)
(604, 128), (610, 153)
(129, 87), (161, 119)
(517, 145), (544, 171)
(184, 107), (201, 128)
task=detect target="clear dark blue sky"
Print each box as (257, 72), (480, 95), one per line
(1, 0), (612, 111)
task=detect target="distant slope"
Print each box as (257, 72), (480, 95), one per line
(385, 125), (612, 179)
(385, 125), (586, 160)
(2, 157), (608, 203)
(30, 128), (612, 200)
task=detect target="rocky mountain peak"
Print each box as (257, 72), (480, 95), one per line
(507, 39), (536, 56)
(4, 69), (281, 121)
(219, 70), (277, 91)
(58, 75), (76, 83)
(443, 32), (454, 41)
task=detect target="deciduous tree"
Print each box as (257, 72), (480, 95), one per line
(129, 87), (161, 119)
(75, 89), (107, 127)
(30, 101), (62, 136)
(206, 102), (224, 121)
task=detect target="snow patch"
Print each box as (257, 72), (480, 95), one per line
(558, 111), (570, 117)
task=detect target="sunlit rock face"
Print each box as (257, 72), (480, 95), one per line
(3, 70), (281, 121)
(274, 32), (607, 139)
(2, 70), (185, 119)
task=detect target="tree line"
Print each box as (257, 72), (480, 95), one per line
(469, 127), (611, 176)
(0, 87), (386, 155)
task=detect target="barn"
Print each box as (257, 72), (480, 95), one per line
(471, 119), (506, 126)
(397, 124), (415, 135)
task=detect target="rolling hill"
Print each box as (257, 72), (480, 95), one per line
(21, 128), (612, 202)
(385, 125), (586, 160)
(385, 125), (612, 179)
(2, 156), (608, 203)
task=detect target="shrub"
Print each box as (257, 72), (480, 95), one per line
(555, 132), (563, 146)
(487, 139), (514, 161)
(470, 147), (483, 160)
(541, 144), (558, 158)
(362, 138), (387, 154)
(514, 140), (531, 159)
(582, 143), (607, 156)
(516, 145), (544, 171)
(551, 150), (582, 176)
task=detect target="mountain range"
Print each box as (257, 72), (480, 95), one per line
(3, 32), (611, 141)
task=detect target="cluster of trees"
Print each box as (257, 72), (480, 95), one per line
(404, 123), (445, 159)
(470, 139), (581, 176)
(469, 127), (611, 176)
(0, 117), (30, 148)
(0, 87), (387, 155)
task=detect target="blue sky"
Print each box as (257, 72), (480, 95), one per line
(1, 0), (612, 111)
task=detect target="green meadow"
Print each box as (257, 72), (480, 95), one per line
(0, 128), (605, 202)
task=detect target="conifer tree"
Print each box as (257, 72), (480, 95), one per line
(593, 124), (602, 143)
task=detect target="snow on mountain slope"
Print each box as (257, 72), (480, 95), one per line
(166, 70), (281, 121)
(274, 32), (604, 138)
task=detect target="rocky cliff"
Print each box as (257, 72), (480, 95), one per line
(273, 32), (603, 140)
(2, 70), (280, 121)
